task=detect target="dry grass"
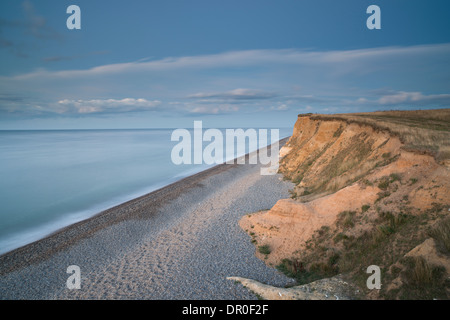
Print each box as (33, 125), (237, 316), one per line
(275, 196), (450, 299)
(397, 256), (448, 299)
(310, 108), (450, 161)
(410, 256), (434, 285)
(429, 216), (450, 254)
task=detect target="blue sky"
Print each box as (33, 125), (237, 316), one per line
(0, 0), (449, 129)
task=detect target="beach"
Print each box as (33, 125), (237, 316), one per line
(0, 139), (294, 299)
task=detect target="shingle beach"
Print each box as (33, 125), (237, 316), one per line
(0, 140), (294, 299)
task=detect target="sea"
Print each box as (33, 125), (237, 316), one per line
(0, 128), (291, 255)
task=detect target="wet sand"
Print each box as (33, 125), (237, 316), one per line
(0, 139), (294, 299)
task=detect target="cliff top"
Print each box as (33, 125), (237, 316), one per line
(300, 108), (450, 162)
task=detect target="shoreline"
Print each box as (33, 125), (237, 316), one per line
(0, 137), (288, 266)
(0, 160), (234, 274)
(0, 137), (292, 299)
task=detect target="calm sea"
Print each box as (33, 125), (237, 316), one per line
(0, 128), (291, 255)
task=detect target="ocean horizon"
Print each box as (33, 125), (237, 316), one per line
(0, 127), (291, 255)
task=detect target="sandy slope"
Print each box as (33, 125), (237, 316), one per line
(237, 114), (450, 299)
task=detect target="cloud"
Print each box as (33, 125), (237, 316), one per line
(286, 95), (337, 104)
(56, 98), (162, 114)
(8, 43), (450, 84)
(378, 91), (422, 104)
(187, 104), (239, 115)
(188, 88), (277, 101)
(270, 104), (288, 111)
(0, 93), (27, 102)
(346, 90), (450, 109)
(1, 43), (450, 119)
(42, 51), (109, 63)
(377, 91), (450, 106)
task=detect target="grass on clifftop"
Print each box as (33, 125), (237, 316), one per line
(309, 108), (450, 162)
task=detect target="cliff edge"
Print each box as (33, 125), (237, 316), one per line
(237, 109), (450, 300)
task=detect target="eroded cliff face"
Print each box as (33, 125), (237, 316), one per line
(278, 115), (402, 198)
(239, 114), (450, 299)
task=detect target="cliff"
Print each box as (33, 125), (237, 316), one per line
(238, 110), (450, 300)
(278, 114), (402, 198)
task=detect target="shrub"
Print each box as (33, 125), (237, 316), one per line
(377, 211), (409, 232)
(398, 256), (447, 299)
(378, 179), (390, 190)
(276, 259), (324, 285)
(302, 189), (311, 196)
(317, 225), (330, 236)
(337, 211), (356, 228)
(429, 217), (450, 253)
(378, 225), (395, 236)
(403, 257), (444, 286)
(328, 253), (340, 267)
(333, 232), (349, 243)
(258, 244), (271, 255)
(411, 257), (433, 285)
(389, 173), (401, 183)
(309, 262), (333, 276)
(376, 191), (390, 202)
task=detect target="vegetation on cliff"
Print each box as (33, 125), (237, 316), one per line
(241, 109), (450, 300)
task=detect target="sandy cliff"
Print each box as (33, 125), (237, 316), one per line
(237, 112), (450, 300)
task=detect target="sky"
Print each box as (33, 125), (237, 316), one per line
(0, 0), (449, 129)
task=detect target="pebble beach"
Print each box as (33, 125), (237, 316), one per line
(0, 141), (294, 300)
